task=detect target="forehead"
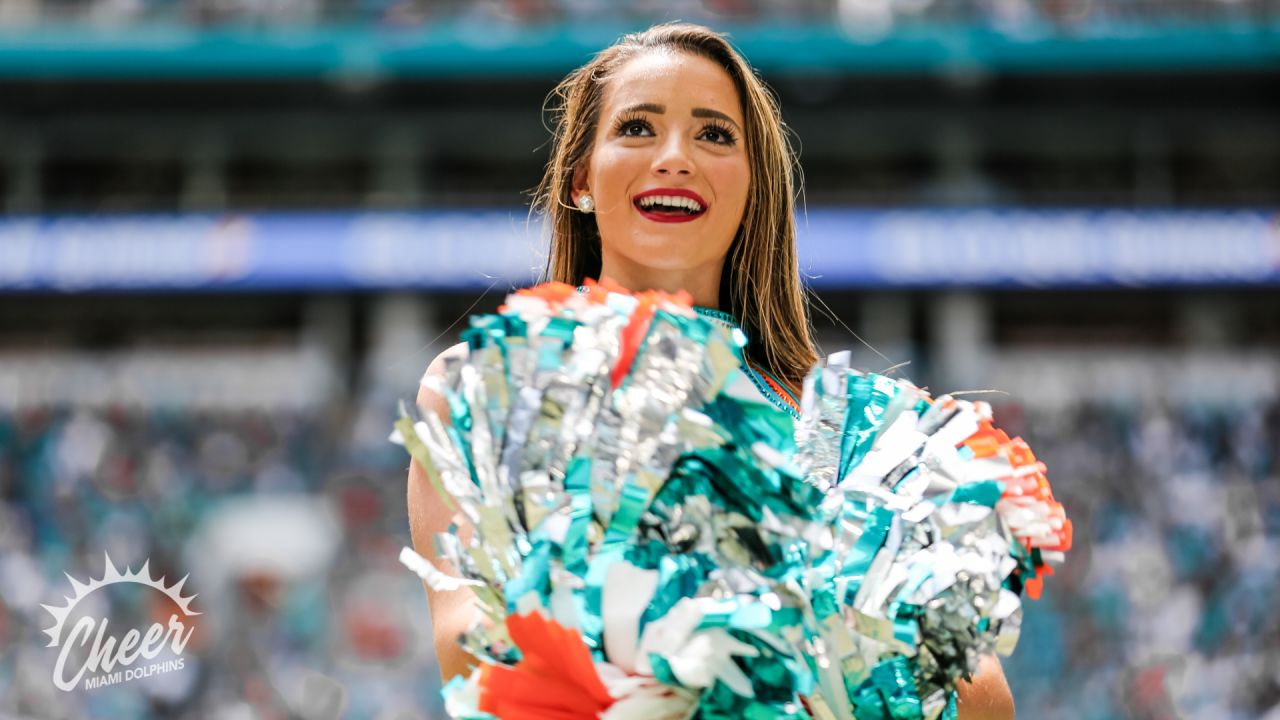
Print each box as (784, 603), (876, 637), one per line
(602, 50), (743, 120)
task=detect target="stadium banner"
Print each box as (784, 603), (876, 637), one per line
(1, 209), (1277, 291)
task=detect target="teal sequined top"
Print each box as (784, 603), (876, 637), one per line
(691, 305), (801, 420)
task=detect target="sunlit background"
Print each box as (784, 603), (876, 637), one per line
(1, 2), (1278, 719)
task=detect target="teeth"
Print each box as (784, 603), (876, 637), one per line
(638, 195), (704, 212)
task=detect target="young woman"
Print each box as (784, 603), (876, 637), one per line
(407, 23), (1016, 719)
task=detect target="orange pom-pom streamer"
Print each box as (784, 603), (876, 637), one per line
(961, 418), (1073, 599)
(478, 612), (615, 720)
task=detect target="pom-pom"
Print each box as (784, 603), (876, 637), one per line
(395, 279), (1070, 719)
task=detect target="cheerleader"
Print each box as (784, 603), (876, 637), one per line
(407, 23), (1015, 719)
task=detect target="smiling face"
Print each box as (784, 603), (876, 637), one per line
(572, 50), (751, 298)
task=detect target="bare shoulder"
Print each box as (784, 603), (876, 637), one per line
(424, 340), (468, 378)
(416, 341), (468, 411)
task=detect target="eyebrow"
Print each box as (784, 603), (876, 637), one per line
(618, 103), (742, 131)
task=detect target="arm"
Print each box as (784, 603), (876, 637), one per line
(406, 342), (481, 682)
(954, 654), (1015, 720)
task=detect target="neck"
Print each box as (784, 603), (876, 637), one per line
(598, 252), (723, 310)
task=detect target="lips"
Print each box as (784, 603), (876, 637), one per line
(632, 188), (708, 224)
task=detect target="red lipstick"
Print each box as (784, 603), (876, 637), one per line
(632, 188), (708, 224)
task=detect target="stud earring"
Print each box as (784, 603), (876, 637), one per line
(576, 194), (595, 213)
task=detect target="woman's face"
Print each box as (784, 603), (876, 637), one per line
(574, 50), (750, 281)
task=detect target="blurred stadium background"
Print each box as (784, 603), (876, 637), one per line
(1, 1), (1279, 718)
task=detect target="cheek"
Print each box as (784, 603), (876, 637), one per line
(591, 147), (642, 199)
(712, 160), (751, 221)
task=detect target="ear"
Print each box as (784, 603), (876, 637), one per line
(571, 164), (590, 204)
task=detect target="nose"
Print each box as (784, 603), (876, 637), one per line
(652, 134), (694, 177)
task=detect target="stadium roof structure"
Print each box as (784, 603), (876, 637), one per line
(0, 21), (1277, 79)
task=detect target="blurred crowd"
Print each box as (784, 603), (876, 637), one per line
(0, 404), (445, 719)
(999, 399), (1280, 720)
(0, 0), (1272, 31)
(1, 390), (1278, 718)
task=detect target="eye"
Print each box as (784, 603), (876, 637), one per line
(699, 122), (738, 146)
(614, 114), (654, 138)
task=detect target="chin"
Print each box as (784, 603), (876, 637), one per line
(618, 247), (721, 275)
(622, 232), (731, 266)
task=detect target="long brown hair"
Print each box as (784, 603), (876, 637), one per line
(532, 22), (818, 391)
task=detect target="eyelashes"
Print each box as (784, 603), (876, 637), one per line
(613, 112), (652, 138)
(612, 113), (738, 147)
(699, 121), (738, 146)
